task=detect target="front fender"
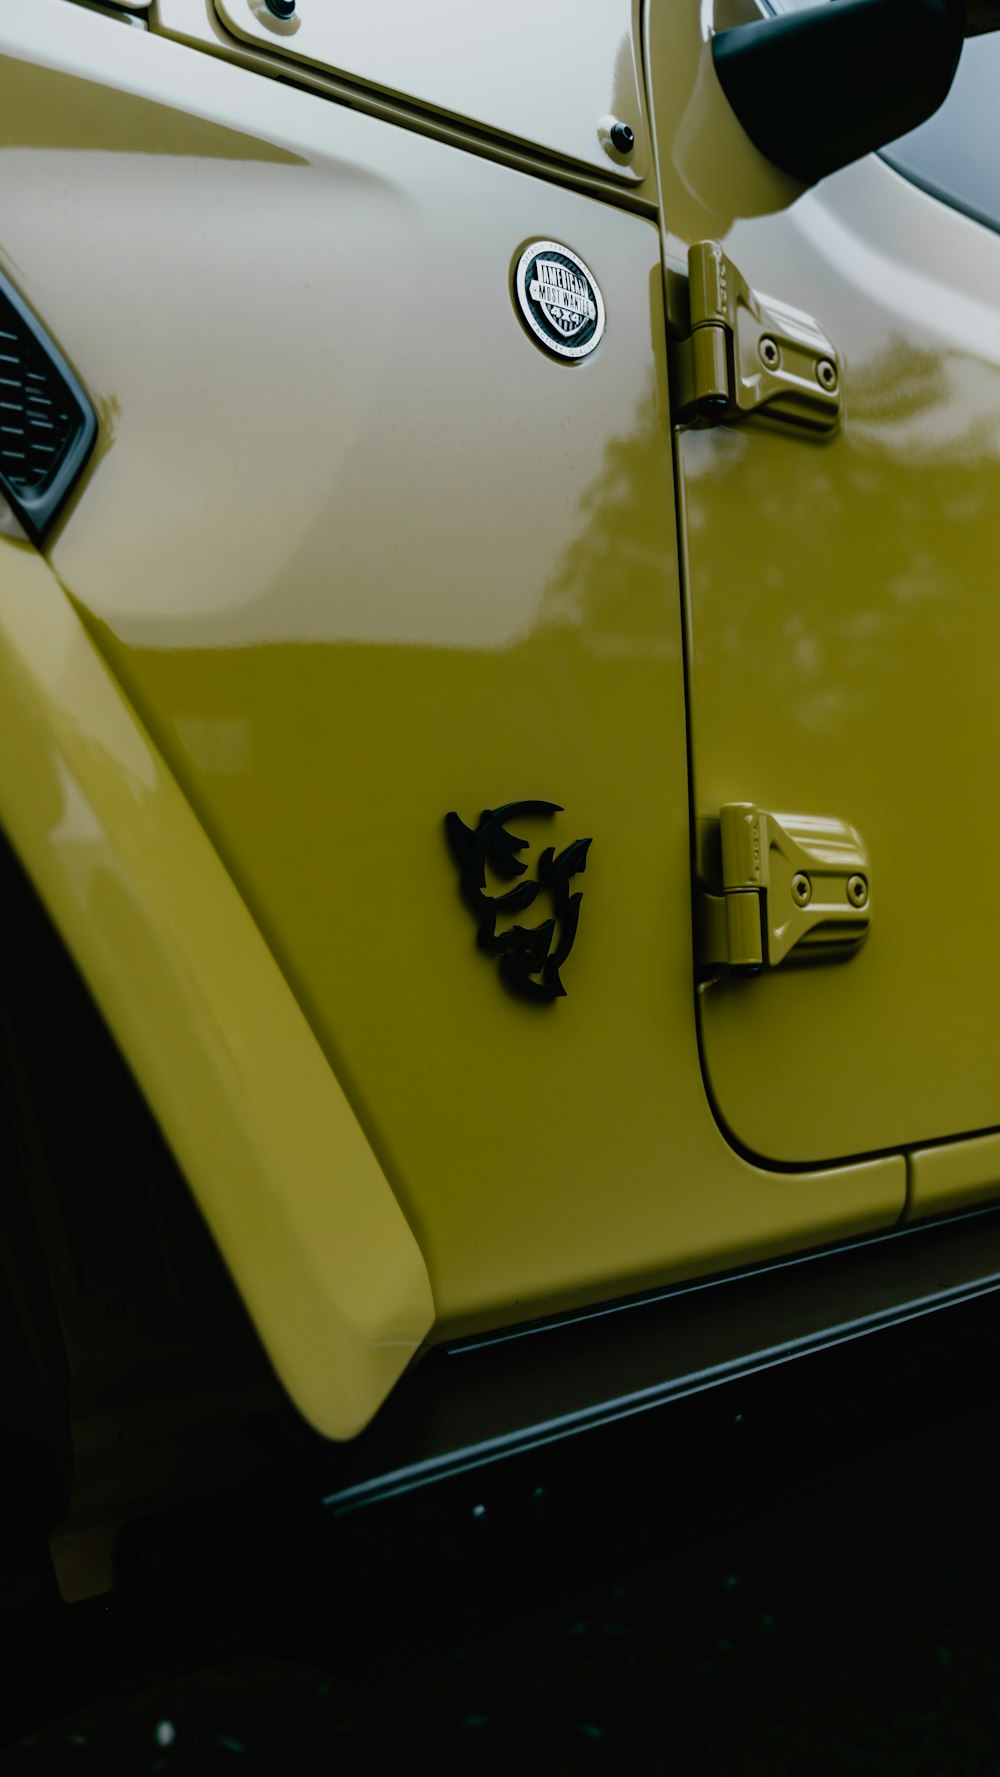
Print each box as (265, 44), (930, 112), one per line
(0, 534), (434, 1438)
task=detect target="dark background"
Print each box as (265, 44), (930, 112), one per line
(4, 1404), (999, 1775)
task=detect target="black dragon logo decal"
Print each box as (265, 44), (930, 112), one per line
(445, 801), (592, 1003)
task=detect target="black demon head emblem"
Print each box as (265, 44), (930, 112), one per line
(445, 800), (592, 1003)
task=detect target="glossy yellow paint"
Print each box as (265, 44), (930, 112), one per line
(908, 1133), (1000, 1220)
(0, 534), (434, 1438)
(648, 2), (1000, 1173)
(211, 0), (649, 187)
(0, 2), (917, 1419)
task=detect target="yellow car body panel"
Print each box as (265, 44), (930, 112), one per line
(19, 0), (1000, 1449)
(211, 0), (651, 189)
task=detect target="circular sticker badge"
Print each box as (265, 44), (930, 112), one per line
(514, 241), (605, 362)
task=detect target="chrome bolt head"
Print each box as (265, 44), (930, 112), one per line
(847, 874), (868, 908)
(791, 873), (812, 907)
(817, 357), (838, 391)
(759, 336), (781, 371)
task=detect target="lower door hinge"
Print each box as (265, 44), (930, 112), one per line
(670, 242), (841, 433)
(696, 803), (870, 977)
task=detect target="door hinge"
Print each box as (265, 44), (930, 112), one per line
(696, 803), (870, 976)
(670, 242), (841, 433)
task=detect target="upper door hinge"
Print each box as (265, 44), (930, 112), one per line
(697, 803), (870, 977)
(670, 242), (841, 434)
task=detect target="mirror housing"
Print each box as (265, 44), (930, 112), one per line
(713, 0), (967, 185)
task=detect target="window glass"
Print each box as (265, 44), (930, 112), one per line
(881, 34), (1000, 235)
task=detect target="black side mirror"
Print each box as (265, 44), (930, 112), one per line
(713, 0), (969, 184)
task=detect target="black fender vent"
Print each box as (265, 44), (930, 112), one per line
(0, 269), (97, 545)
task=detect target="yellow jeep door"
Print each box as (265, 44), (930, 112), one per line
(651, 8), (1000, 1170)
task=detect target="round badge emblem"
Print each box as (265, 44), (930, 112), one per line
(514, 241), (605, 361)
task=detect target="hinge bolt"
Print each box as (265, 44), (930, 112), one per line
(816, 357), (838, 392)
(759, 336), (781, 371)
(791, 873), (812, 907)
(847, 874), (868, 908)
(609, 120), (636, 155)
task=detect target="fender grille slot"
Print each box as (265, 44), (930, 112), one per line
(0, 275), (97, 545)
